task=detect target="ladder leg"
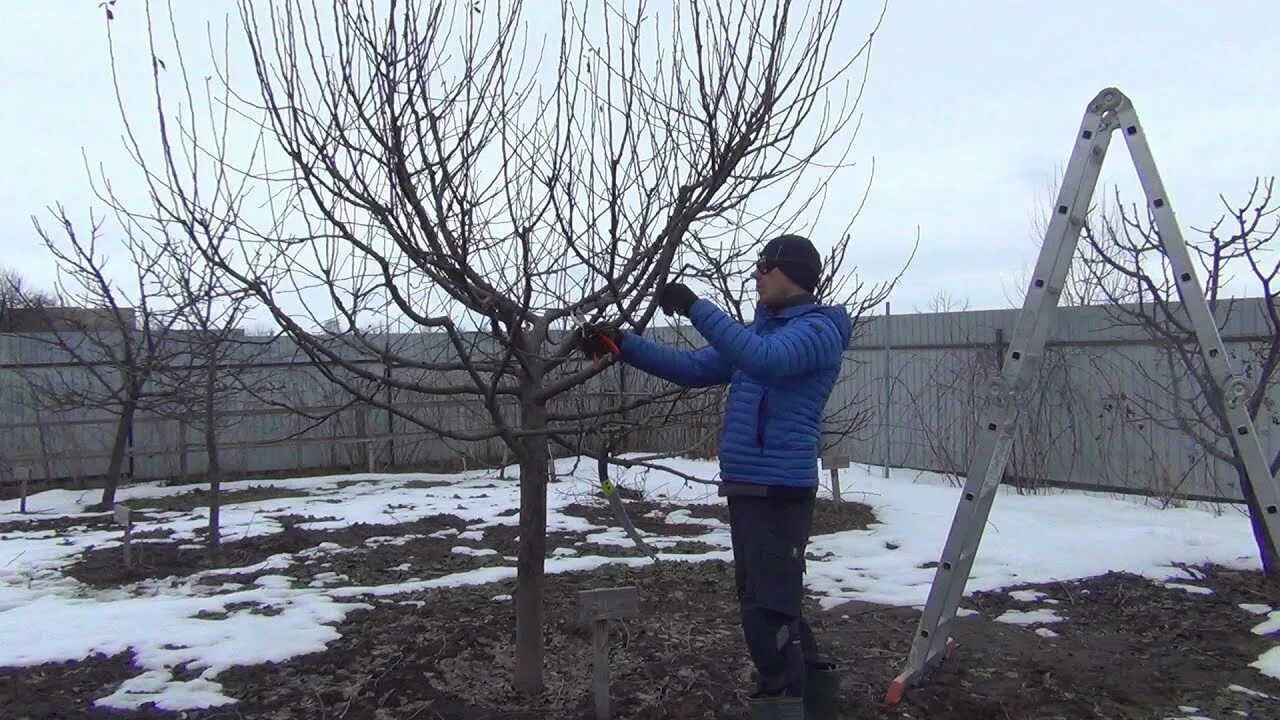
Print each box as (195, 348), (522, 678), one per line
(1116, 102), (1280, 559)
(886, 88), (1125, 704)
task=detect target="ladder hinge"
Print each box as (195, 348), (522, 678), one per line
(1223, 375), (1249, 409)
(986, 376), (1018, 403)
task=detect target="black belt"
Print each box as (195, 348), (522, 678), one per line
(718, 481), (817, 500)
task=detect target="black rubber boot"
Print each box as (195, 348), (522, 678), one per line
(803, 662), (840, 720)
(748, 695), (804, 720)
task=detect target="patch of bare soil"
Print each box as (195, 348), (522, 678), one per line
(127, 486), (308, 513)
(60, 505), (722, 592)
(937, 565), (1280, 720)
(63, 514), (471, 588)
(0, 652), (173, 720)
(562, 500), (719, 536)
(146, 564), (1280, 717)
(283, 518), (727, 588)
(684, 497), (876, 536)
(25, 561), (1266, 720)
(197, 560), (759, 720)
(573, 539), (723, 558)
(561, 496), (845, 559)
(401, 479), (455, 490)
(0, 513), (117, 536)
(26, 553), (1280, 720)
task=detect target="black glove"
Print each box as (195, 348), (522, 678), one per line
(576, 322), (622, 360)
(656, 283), (698, 317)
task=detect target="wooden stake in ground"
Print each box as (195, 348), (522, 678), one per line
(576, 587), (639, 720)
(113, 504), (133, 570)
(822, 452), (850, 503)
(15, 466), (31, 514)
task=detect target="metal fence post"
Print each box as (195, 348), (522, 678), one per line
(883, 301), (892, 479)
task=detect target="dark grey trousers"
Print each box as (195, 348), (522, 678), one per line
(727, 491), (821, 697)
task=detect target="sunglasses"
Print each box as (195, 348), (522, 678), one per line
(755, 258), (776, 274)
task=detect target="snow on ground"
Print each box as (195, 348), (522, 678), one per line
(1249, 609), (1280, 689)
(994, 608), (1065, 626)
(1252, 610), (1280, 636)
(1165, 707), (1213, 720)
(4, 579), (363, 711)
(1229, 683), (1274, 699)
(1255, 648), (1280, 681)
(0, 457), (1272, 709)
(800, 464), (1258, 610)
(1161, 581), (1215, 595)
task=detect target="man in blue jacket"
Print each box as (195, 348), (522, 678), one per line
(576, 234), (853, 720)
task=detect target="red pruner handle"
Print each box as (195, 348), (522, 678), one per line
(585, 329), (620, 371)
(600, 334), (621, 358)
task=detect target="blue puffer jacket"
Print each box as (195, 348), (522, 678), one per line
(621, 296), (853, 488)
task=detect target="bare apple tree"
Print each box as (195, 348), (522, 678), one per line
(97, 0), (885, 692)
(1079, 177), (1280, 575)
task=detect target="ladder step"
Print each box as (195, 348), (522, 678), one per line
(936, 549), (975, 571)
(919, 616), (954, 645)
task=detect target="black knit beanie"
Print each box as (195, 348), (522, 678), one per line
(759, 234), (822, 293)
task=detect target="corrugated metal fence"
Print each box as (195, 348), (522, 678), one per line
(0, 326), (721, 492)
(831, 297), (1278, 502)
(2, 299), (1274, 502)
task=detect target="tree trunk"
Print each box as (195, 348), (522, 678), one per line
(205, 364), (223, 560)
(513, 390), (550, 696)
(1235, 462), (1280, 578)
(101, 398), (137, 508)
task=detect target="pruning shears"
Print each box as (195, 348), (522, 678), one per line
(571, 312), (621, 369)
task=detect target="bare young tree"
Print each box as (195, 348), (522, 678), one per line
(150, 248), (268, 559)
(1, 269), (59, 489)
(1004, 171), (1130, 308)
(916, 290), (970, 314)
(96, 0), (886, 692)
(20, 207), (185, 509)
(1079, 177), (1280, 576)
(1, 268), (57, 325)
(889, 308), (1090, 494)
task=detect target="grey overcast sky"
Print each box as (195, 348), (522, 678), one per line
(1, 1), (1277, 314)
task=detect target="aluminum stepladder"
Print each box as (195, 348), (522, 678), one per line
(883, 87), (1280, 705)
